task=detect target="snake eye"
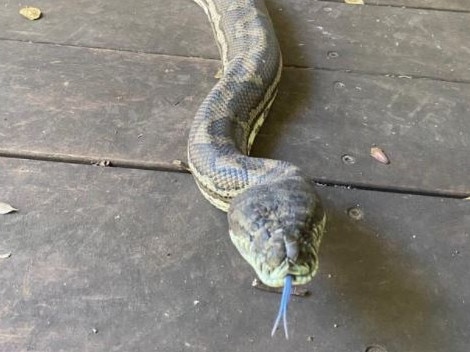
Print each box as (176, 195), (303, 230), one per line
(260, 228), (270, 240)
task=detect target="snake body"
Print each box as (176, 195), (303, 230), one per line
(188, 0), (326, 289)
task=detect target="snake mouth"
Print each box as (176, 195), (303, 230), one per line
(254, 258), (319, 288)
(228, 240), (319, 287)
(230, 234), (319, 287)
(229, 212), (326, 288)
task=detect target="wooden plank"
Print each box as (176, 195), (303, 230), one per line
(273, 1), (470, 81)
(254, 67), (470, 196)
(0, 0), (220, 57)
(1, 0), (470, 80)
(0, 41), (217, 166)
(1, 157), (469, 351)
(1, 41), (469, 195)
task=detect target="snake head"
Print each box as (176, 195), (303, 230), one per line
(228, 175), (326, 287)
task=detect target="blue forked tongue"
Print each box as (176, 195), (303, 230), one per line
(271, 275), (293, 339)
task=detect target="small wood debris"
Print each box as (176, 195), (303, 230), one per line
(92, 160), (111, 167)
(0, 202), (18, 215)
(19, 6), (42, 20)
(0, 252), (12, 259)
(345, 0), (364, 4)
(370, 146), (390, 165)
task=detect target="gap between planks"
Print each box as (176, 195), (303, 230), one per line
(1, 151), (468, 200)
(0, 150), (186, 173)
(318, 0), (470, 14)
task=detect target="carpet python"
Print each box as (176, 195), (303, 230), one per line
(187, 0), (326, 338)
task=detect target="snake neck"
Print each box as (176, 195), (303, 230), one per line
(187, 0), (284, 211)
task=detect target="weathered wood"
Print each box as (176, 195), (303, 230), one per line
(0, 41), (217, 166)
(254, 67), (470, 196)
(1, 158), (469, 351)
(1, 41), (469, 196)
(1, 1), (468, 351)
(331, 0), (470, 12)
(1, 0), (470, 80)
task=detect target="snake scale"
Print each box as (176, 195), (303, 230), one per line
(187, 0), (326, 337)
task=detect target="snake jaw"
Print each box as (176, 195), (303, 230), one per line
(227, 208), (321, 287)
(229, 226), (322, 287)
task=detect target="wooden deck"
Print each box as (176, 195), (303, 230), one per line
(1, 0), (469, 351)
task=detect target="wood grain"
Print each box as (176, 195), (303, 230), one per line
(1, 41), (469, 195)
(1, 158), (469, 351)
(1, 0), (470, 80)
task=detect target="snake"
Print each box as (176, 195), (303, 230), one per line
(187, 0), (326, 338)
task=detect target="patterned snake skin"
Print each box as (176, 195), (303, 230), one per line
(188, 0), (326, 289)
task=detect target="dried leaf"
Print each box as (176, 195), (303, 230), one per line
(370, 147), (390, 164)
(0, 252), (12, 259)
(19, 6), (42, 20)
(345, 0), (364, 4)
(0, 202), (18, 215)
